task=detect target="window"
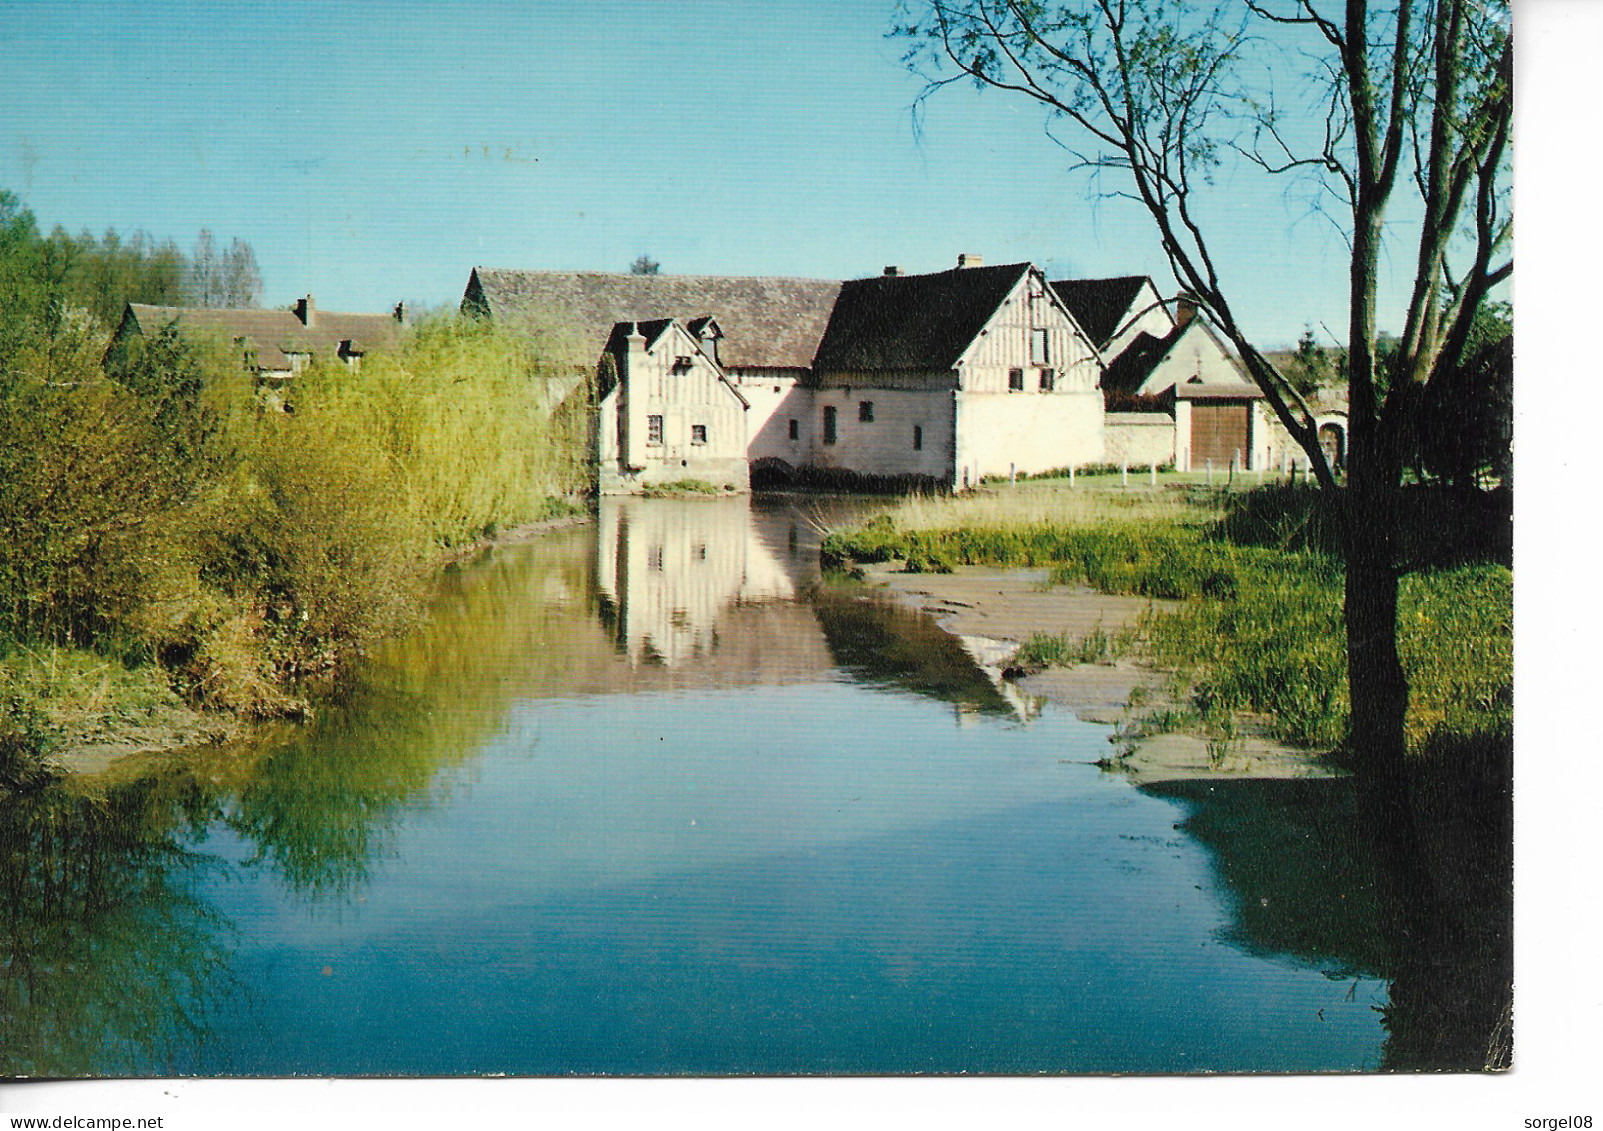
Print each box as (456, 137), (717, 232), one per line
(858, 400), (875, 422)
(1038, 367), (1055, 392)
(691, 424), (707, 445)
(647, 415), (664, 445)
(1008, 367), (1025, 391)
(1031, 328), (1050, 365)
(671, 355), (694, 375)
(913, 424), (923, 451)
(823, 405), (837, 445)
(788, 418), (799, 441)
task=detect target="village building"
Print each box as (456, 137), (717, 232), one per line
(111, 294), (406, 381)
(596, 317), (751, 492)
(465, 256), (1108, 493)
(1051, 276), (1294, 472)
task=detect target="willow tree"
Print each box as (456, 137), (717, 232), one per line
(897, 0), (1511, 792)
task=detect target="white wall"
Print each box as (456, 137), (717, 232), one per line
(954, 389), (1105, 486)
(730, 368), (813, 473)
(803, 385), (956, 482)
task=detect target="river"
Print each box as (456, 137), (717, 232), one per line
(0, 494), (1395, 1076)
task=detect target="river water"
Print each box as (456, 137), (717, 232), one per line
(0, 495), (1394, 1076)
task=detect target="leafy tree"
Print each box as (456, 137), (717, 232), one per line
(628, 254), (661, 276)
(896, 0), (1509, 777)
(897, 0), (1511, 1067)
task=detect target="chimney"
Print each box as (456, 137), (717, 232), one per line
(956, 253), (984, 269)
(294, 294), (316, 326)
(1175, 295), (1198, 329)
(393, 302), (406, 324)
(883, 266), (900, 277)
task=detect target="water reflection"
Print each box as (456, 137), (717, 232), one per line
(0, 777), (234, 1076)
(0, 496), (1507, 1075)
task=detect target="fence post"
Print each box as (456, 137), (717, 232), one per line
(1150, 463), (1157, 488)
(1206, 458), (1213, 488)
(1010, 462), (1016, 485)
(1121, 460), (1128, 488)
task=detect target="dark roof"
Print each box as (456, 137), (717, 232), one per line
(465, 268), (842, 370)
(1101, 330), (1177, 395)
(601, 318), (677, 356)
(124, 304), (402, 371)
(811, 262), (1032, 373)
(1048, 276), (1151, 348)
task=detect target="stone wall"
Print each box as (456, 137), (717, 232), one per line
(1104, 411), (1177, 468)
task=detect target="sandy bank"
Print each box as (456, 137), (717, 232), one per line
(859, 563), (1340, 785)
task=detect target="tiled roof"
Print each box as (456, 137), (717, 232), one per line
(124, 304), (402, 371)
(1048, 276), (1150, 348)
(811, 262), (1032, 373)
(465, 268), (842, 370)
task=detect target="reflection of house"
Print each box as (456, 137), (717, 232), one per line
(1052, 277), (1291, 471)
(595, 496), (802, 666)
(467, 257), (1107, 492)
(113, 294), (405, 380)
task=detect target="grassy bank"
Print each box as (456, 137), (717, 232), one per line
(821, 480), (1511, 756)
(1, 312), (590, 778)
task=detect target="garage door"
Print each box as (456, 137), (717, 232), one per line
(1191, 402), (1252, 469)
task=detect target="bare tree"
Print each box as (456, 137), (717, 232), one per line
(896, 0), (1510, 790)
(629, 254), (661, 276)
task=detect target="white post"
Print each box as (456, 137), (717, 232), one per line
(1206, 458), (1213, 488)
(1150, 464), (1158, 488)
(1010, 462), (1016, 485)
(1121, 460), (1128, 488)
(1069, 465), (1075, 488)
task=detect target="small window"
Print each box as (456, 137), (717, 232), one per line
(1031, 329), (1050, 365)
(671, 355), (694, 374)
(823, 405), (837, 445)
(1008, 368), (1025, 392)
(913, 424), (923, 451)
(1038, 367), (1055, 392)
(647, 415), (664, 445)
(858, 400), (874, 422)
(788, 418), (799, 441)
(691, 424), (707, 445)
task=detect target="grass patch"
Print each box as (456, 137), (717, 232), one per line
(638, 478), (730, 497)
(824, 481), (1511, 754)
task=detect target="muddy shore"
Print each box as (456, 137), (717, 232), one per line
(859, 563), (1340, 785)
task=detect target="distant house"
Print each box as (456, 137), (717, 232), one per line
(112, 294), (406, 381)
(466, 256), (1108, 493)
(1052, 277), (1292, 472)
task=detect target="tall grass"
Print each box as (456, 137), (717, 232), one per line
(1, 309), (591, 745)
(823, 481), (1511, 754)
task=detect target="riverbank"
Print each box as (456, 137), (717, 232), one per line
(859, 562), (1341, 784)
(4, 504), (594, 785)
(824, 478), (1511, 780)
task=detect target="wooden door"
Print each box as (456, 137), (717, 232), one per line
(1191, 402), (1252, 469)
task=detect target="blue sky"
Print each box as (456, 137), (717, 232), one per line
(2, 0), (1449, 346)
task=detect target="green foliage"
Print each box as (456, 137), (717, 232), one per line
(0, 220), (589, 739)
(827, 483), (1510, 753)
(638, 478), (728, 497)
